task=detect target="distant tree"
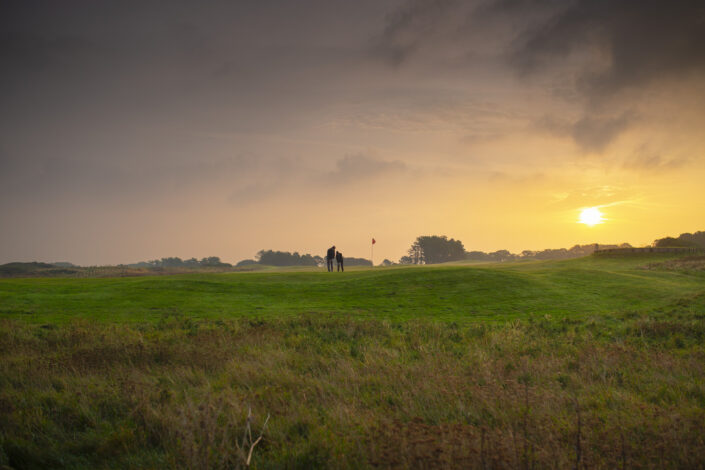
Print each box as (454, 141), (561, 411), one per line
(408, 236), (465, 264)
(300, 253), (318, 266)
(345, 257), (373, 267)
(466, 251), (491, 261)
(128, 256), (231, 268)
(398, 255), (413, 264)
(256, 250), (318, 266)
(488, 250), (514, 262)
(409, 243), (424, 264)
(380, 259), (394, 267)
(161, 257), (184, 267)
(200, 256), (231, 267)
(595, 244), (624, 251)
(200, 256), (215, 266)
(679, 231), (705, 248)
(236, 259), (258, 267)
(52, 261), (77, 268)
(533, 248), (567, 260)
(654, 231), (705, 248)
(128, 261), (153, 268)
(464, 241), (638, 263)
(654, 237), (690, 248)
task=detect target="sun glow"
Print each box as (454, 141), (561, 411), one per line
(578, 207), (605, 226)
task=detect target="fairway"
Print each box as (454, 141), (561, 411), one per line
(1, 254), (703, 324)
(2, 255), (705, 469)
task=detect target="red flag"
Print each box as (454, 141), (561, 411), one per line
(372, 238), (376, 244)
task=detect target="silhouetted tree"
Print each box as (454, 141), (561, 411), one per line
(678, 231), (705, 248)
(654, 231), (705, 248)
(466, 251), (490, 261)
(256, 250), (319, 266)
(200, 256), (230, 267)
(407, 235), (465, 264)
(236, 259), (258, 267)
(465, 242), (633, 262)
(161, 257), (184, 267)
(128, 256), (231, 268)
(409, 244), (423, 264)
(488, 250), (514, 262)
(654, 237), (682, 247)
(345, 257), (373, 267)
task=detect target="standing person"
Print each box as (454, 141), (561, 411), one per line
(326, 245), (335, 272)
(336, 250), (344, 272)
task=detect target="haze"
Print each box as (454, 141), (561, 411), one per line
(2, 0), (705, 265)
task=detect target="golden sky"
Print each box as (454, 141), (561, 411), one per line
(1, 0), (704, 265)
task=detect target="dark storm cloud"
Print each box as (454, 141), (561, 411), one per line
(570, 114), (633, 153)
(377, 0), (705, 96)
(536, 112), (636, 153)
(0, 31), (97, 75)
(508, 0), (705, 100)
(376, 0), (705, 152)
(0, 0), (392, 208)
(509, 0), (705, 151)
(372, 0), (562, 66)
(373, 0), (457, 66)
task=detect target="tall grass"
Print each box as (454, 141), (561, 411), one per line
(2, 311), (704, 468)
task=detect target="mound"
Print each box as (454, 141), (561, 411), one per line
(0, 262), (78, 277)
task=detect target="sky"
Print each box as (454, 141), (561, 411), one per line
(2, 0), (705, 265)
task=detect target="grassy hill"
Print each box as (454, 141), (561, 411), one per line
(0, 254), (703, 324)
(1, 254), (704, 468)
(0, 262), (259, 279)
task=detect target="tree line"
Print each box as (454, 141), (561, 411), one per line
(126, 230), (705, 270)
(654, 231), (705, 249)
(236, 250), (372, 267)
(247, 236), (641, 268)
(396, 236), (635, 265)
(128, 257), (231, 268)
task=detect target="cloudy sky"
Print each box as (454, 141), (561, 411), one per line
(2, 0), (705, 265)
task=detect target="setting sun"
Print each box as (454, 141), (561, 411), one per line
(578, 207), (605, 226)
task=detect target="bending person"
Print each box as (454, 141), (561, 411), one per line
(336, 250), (344, 272)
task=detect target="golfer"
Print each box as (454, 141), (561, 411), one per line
(336, 250), (344, 272)
(326, 245), (335, 272)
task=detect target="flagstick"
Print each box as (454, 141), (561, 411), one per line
(371, 242), (373, 268)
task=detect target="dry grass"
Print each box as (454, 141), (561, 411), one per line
(1, 314), (705, 469)
(645, 255), (705, 272)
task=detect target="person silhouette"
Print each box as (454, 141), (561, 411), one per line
(336, 250), (344, 272)
(326, 245), (335, 272)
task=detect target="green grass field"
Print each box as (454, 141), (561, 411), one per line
(2, 254), (703, 324)
(1, 255), (704, 468)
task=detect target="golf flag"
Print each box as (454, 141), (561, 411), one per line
(371, 238), (376, 267)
